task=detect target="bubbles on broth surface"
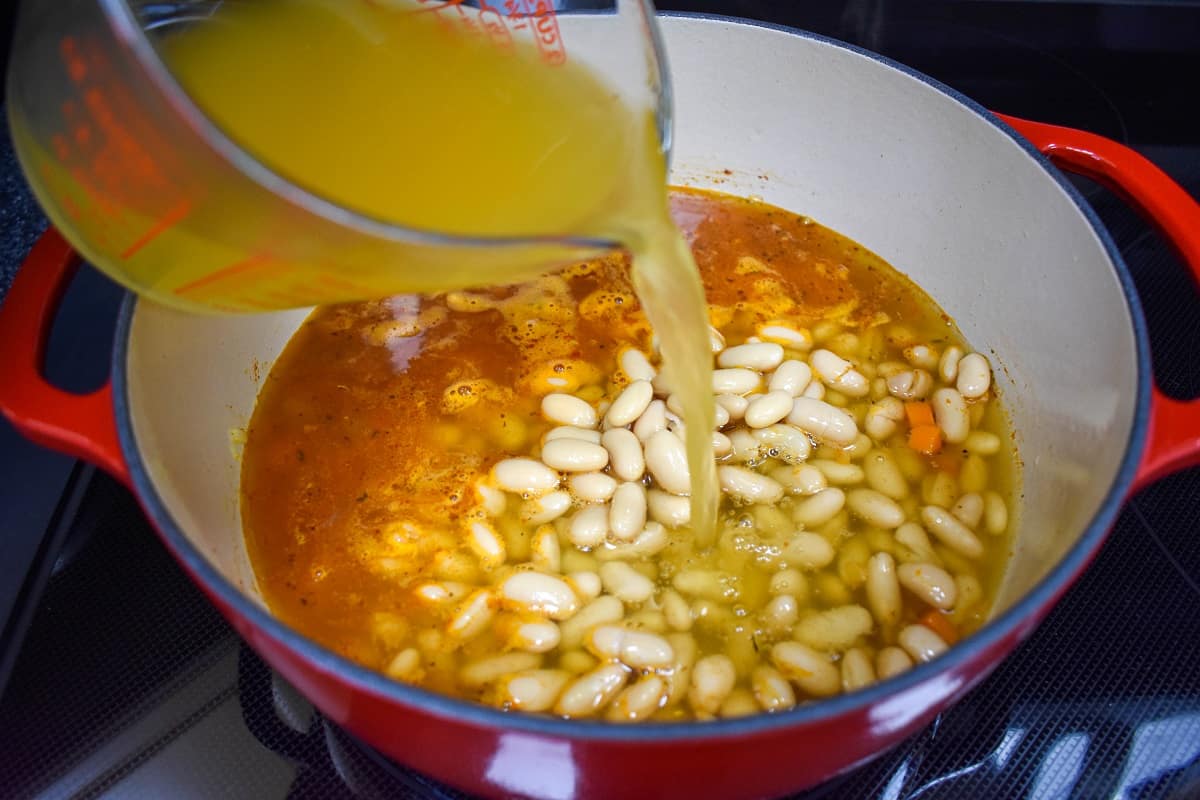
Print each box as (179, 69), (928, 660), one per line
(240, 188), (1017, 721)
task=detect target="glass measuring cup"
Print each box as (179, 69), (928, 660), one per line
(5, 0), (672, 312)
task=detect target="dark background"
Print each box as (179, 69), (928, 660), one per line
(5, 2), (1200, 138)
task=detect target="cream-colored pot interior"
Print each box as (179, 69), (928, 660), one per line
(122, 17), (1137, 633)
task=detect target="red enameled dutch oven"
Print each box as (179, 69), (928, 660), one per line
(3, 15), (1200, 800)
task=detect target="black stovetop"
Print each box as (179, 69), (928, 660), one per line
(2, 2), (1199, 798)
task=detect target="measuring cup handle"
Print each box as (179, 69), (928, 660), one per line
(997, 114), (1200, 493)
(0, 229), (130, 487)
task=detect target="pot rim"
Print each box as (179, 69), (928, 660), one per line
(110, 13), (1151, 743)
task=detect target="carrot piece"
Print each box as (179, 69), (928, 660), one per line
(918, 609), (959, 645)
(904, 401), (935, 428)
(908, 424), (943, 456)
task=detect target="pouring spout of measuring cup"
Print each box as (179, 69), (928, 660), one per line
(6, 0), (674, 313)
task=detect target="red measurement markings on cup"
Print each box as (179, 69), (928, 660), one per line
(54, 36), (193, 259)
(411, 0), (566, 64)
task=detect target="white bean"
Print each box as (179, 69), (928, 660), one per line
(543, 426), (602, 445)
(662, 633), (698, 707)
(648, 489), (691, 528)
(715, 393), (750, 422)
(619, 348), (657, 383)
(895, 522), (942, 565)
(864, 397), (905, 441)
(625, 521), (669, 558)
(965, 430), (1002, 456)
(608, 482), (647, 541)
(770, 464), (827, 496)
(952, 492), (984, 529)
(566, 571), (602, 601)
(525, 527), (561, 575)
(500, 573), (579, 620)
(760, 594), (800, 634)
(632, 399), (668, 443)
(863, 451), (908, 500)
(728, 429), (765, 463)
(899, 624), (950, 663)
(898, 562), (958, 610)
(955, 573), (984, 617)
(461, 652), (543, 688)
(866, 552), (902, 626)
(708, 325), (726, 354)
(587, 625), (675, 669)
(474, 479), (507, 517)
(568, 504), (610, 547)
(921, 505), (984, 559)
(752, 665), (797, 712)
(660, 589), (692, 631)
(540, 439), (609, 473)
(768, 360), (813, 396)
(605, 380), (654, 428)
(599, 561), (655, 604)
(414, 581), (468, 606)
(753, 424), (812, 464)
(601, 428), (645, 483)
(644, 430), (691, 495)
(811, 459), (865, 486)
(493, 458), (559, 496)
(924, 472), (960, 510)
(713, 402), (731, 428)
(446, 589), (497, 639)
(568, 471), (617, 503)
(512, 621), (562, 653)
(841, 647), (877, 692)
(521, 490), (572, 525)
(984, 491), (1009, 535)
(606, 675), (667, 722)
(886, 369), (933, 401)
(541, 393), (597, 428)
(956, 353), (992, 399)
(939, 346), (963, 384)
(559, 596), (624, 648)
(931, 388), (970, 445)
(794, 605), (873, 651)
(846, 488), (906, 529)
(783, 531), (836, 570)
(810, 349), (869, 397)
(801, 380), (826, 400)
(769, 568), (808, 597)
(791, 488), (846, 528)
(787, 397), (859, 445)
(555, 663), (629, 717)
(673, 569), (730, 602)
(720, 689), (760, 718)
(876, 646), (914, 679)
(689, 655), (737, 715)
(712, 431), (733, 458)
(744, 391), (795, 429)
(771, 642), (840, 697)
(467, 521), (507, 568)
(718, 465), (785, 504)
(757, 324), (813, 351)
(903, 344), (939, 372)
(500, 669), (570, 711)
(718, 342), (785, 371)
(712, 368), (762, 395)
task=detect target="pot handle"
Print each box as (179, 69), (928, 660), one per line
(998, 114), (1200, 493)
(0, 229), (130, 486)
